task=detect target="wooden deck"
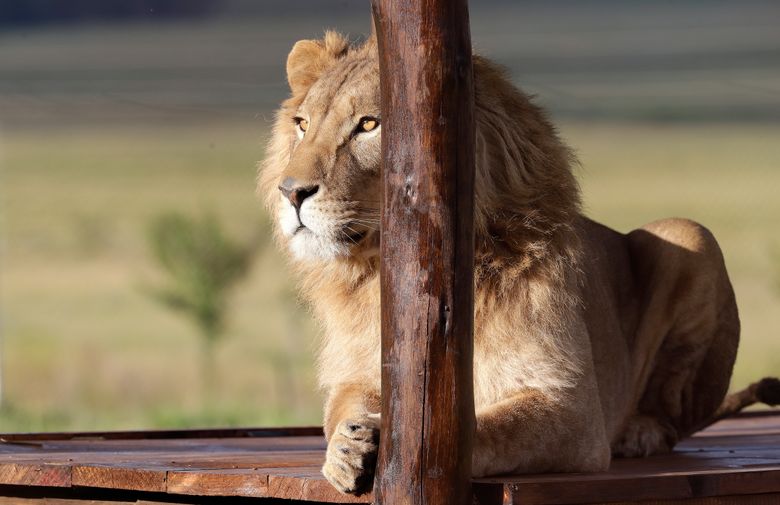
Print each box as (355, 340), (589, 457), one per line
(0, 412), (778, 504)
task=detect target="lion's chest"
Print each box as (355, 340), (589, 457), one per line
(318, 280), (574, 409)
(472, 330), (559, 410)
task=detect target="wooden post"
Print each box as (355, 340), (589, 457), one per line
(371, 1), (476, 504)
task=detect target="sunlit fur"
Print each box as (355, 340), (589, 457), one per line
(258, 32), (750, 494)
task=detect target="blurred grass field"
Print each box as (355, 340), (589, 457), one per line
(2, 120), (778, 431)
(0, 123), (323, 431)
(1, 2), (779, 432)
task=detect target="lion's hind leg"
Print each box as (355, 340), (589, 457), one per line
(621, 218), (740, 456)
(612, 415), (676, 457)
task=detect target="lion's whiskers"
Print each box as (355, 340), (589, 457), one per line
(346, 218), (379, 231)
(341, 224), (363, 245)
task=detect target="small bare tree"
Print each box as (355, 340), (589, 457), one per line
(146, 211), (257, 404)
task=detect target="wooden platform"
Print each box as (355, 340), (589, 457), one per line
(0, 412), (778, 504)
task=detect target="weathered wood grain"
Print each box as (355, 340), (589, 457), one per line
(0, 498), (178, 505)
(577, 494), (780, 505)
(267, 468), (371, 503)
(371, 0), (477, 504)
(494, 467), (780, 505)
(71, 465), (166, 493)
(0, 464), (70, 488)
(0, 414), (779, 503)
(0, 427), (322, 443)
(166, 468), (269, 498)
(477, 460), (780, 505)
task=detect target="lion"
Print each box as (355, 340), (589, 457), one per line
(258, 31), (780, 495)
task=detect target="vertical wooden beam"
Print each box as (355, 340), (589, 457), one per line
(371, 1), (476, 504)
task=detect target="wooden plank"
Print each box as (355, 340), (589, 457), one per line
(0, 464), (70, 488)
(0, 498), (178, 505)
(0, 414), (778, 503)
(0, 411), (769, 444)
(166, 468), (269, 498)
(0, 487), (251, 505)
(0, 427), (322, 443)
(27, 435), (324, 450)
(487, 467), (780, 505)
(0, 449), (327, 466)
(583, 493), (780, 505)
(696, 421), (780, 437)
(267, 469), (371, 503)
(71, 465), (166, 493)
(0, 455), (327, 478)
(0, 411), (769, 445)
(371, 0), (477, 504)
(266, 471), (307, 502)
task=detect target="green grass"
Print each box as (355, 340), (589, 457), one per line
(1, 120), (779, 432)
(0, 122), (322, 431)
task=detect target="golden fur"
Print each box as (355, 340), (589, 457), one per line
(258, 32), (774, 495)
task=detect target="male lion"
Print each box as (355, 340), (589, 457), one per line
(258, 31), (779, 495)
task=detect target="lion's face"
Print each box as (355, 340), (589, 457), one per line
(267, 35), (381, 262)
(262, 33), (580, 267)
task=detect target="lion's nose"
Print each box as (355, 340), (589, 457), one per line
(279, 177), (320, 210)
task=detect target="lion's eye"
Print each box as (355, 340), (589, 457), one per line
(357, 117), (379, 133)
(294, 117), (309, 133)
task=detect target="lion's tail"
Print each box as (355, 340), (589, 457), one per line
(696, 377), (780, 432)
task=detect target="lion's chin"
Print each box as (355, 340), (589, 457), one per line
(288, 228), (377, 262)
(288, 230), (349, 262)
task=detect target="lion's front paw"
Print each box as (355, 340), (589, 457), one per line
(322, 415), (380, 495)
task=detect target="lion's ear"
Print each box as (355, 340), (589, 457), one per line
(286, 40), (326, 94)
(286, 32), (349, 95)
